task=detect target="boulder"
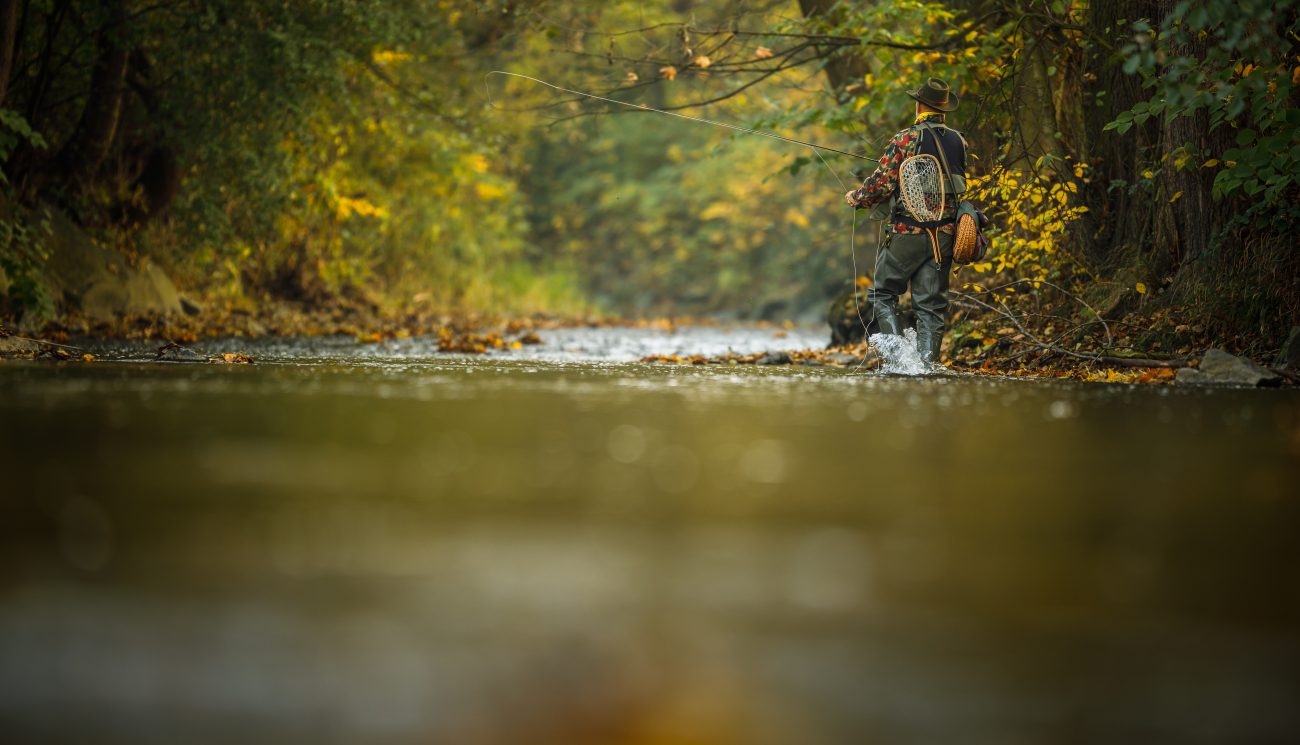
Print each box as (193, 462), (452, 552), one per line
(0, 335), (42, 355)
(1176, 348), (1281, 387)
(42, 205), (183, 320)
(1274, 326), (1300, 369)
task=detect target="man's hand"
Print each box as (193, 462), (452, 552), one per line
(844, 189), (861, 207)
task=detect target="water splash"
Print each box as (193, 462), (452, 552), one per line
(868, 329), (933, 376)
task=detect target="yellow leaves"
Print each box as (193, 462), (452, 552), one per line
(1202, 158), (1220, 168)
(964, 162), (1090, 283)
(1135, 282), (1147, 294)
(700, 201), (734, 221)
(1141, 169), (1155, 179)
(371, 50), (411, 66)
(1168, 191), (1183, 203)
(336, 195), (388, 221)
(659, 65), (677, 81)
(465, 153), (490, 174)
(754, 46), (773, 60)
(1240, 63), (1255, 77)
(474, 181), (507, 200)
(693, 55), (712, 69)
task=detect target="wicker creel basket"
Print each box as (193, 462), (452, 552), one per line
(953, 209), (980, 264)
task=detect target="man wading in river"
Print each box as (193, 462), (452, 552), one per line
(844, 77), (968, 366)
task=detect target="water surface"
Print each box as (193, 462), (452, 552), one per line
(2, 326), (1297, 744)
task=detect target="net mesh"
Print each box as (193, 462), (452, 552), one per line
(899, 154), (944, 222)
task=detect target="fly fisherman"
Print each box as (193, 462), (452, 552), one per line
(844, 77), (968, 366)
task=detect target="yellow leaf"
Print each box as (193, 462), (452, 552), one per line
(1135, 282), (1147, 294)
(1202, 159), (1220, 168)
(1169, 191), (1183, 203)
(693, 55), (712, 69)
(371, 50), (412, 66)
(659, 65), (677, 81)
(474, 182), (507, 200)
(754, 46), (773, 59)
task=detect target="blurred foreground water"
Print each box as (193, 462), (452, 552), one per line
(2, 326), (1299, 745)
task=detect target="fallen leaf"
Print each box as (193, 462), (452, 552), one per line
(217, 352), (253, 364)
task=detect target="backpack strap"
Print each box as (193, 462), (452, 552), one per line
(920, 120), (964, 197)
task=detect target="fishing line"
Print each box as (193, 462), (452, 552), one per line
(484, 71), (879, 167)
(485, 71), (881, 370)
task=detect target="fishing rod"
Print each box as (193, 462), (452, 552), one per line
(484, 71), (879, 165)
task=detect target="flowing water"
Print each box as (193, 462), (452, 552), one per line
(1, 325), (1298, 745)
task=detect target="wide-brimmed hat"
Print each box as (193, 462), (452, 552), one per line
(906, 77), (959, 112)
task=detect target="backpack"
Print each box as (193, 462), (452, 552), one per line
(916, 120), (991, 265)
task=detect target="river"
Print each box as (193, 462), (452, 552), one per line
(1, 325), (1298, 744)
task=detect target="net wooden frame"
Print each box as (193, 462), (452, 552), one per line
(898, 153), (945, 222)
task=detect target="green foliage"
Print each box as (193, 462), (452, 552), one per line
(0, 205), (54, 323)
(1109, 0), (1300, 205)
(0, 109), (47, 163)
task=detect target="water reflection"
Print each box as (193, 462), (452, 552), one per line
(1, 333), (1298, 744)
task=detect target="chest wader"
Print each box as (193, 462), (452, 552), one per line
(867, 229), (954, 364)
(867, 122), (964, 365)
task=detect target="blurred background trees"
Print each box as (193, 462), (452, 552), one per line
(0, 0), (1296, 342)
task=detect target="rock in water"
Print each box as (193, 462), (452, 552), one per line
(756, 351), (793, 365)
(153, 343), (207, 363)
(1274, 326), (1300, 369)
(1176, 348), (1281, 387)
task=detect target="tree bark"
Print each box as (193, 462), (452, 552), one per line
(796, 0), (870, 99)
(58, 0), (128, 186)
(1079, 0), (1161, 265)
(0, 0), (19, 107)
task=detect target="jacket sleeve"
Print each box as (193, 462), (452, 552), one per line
(849, 129), (917, 209)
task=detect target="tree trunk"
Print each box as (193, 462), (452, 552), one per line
(796, 0), (870, 99)
(0, 0), (19, 107)
(58, 0), (128, 186)
(1079, 0), (1161, 266)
